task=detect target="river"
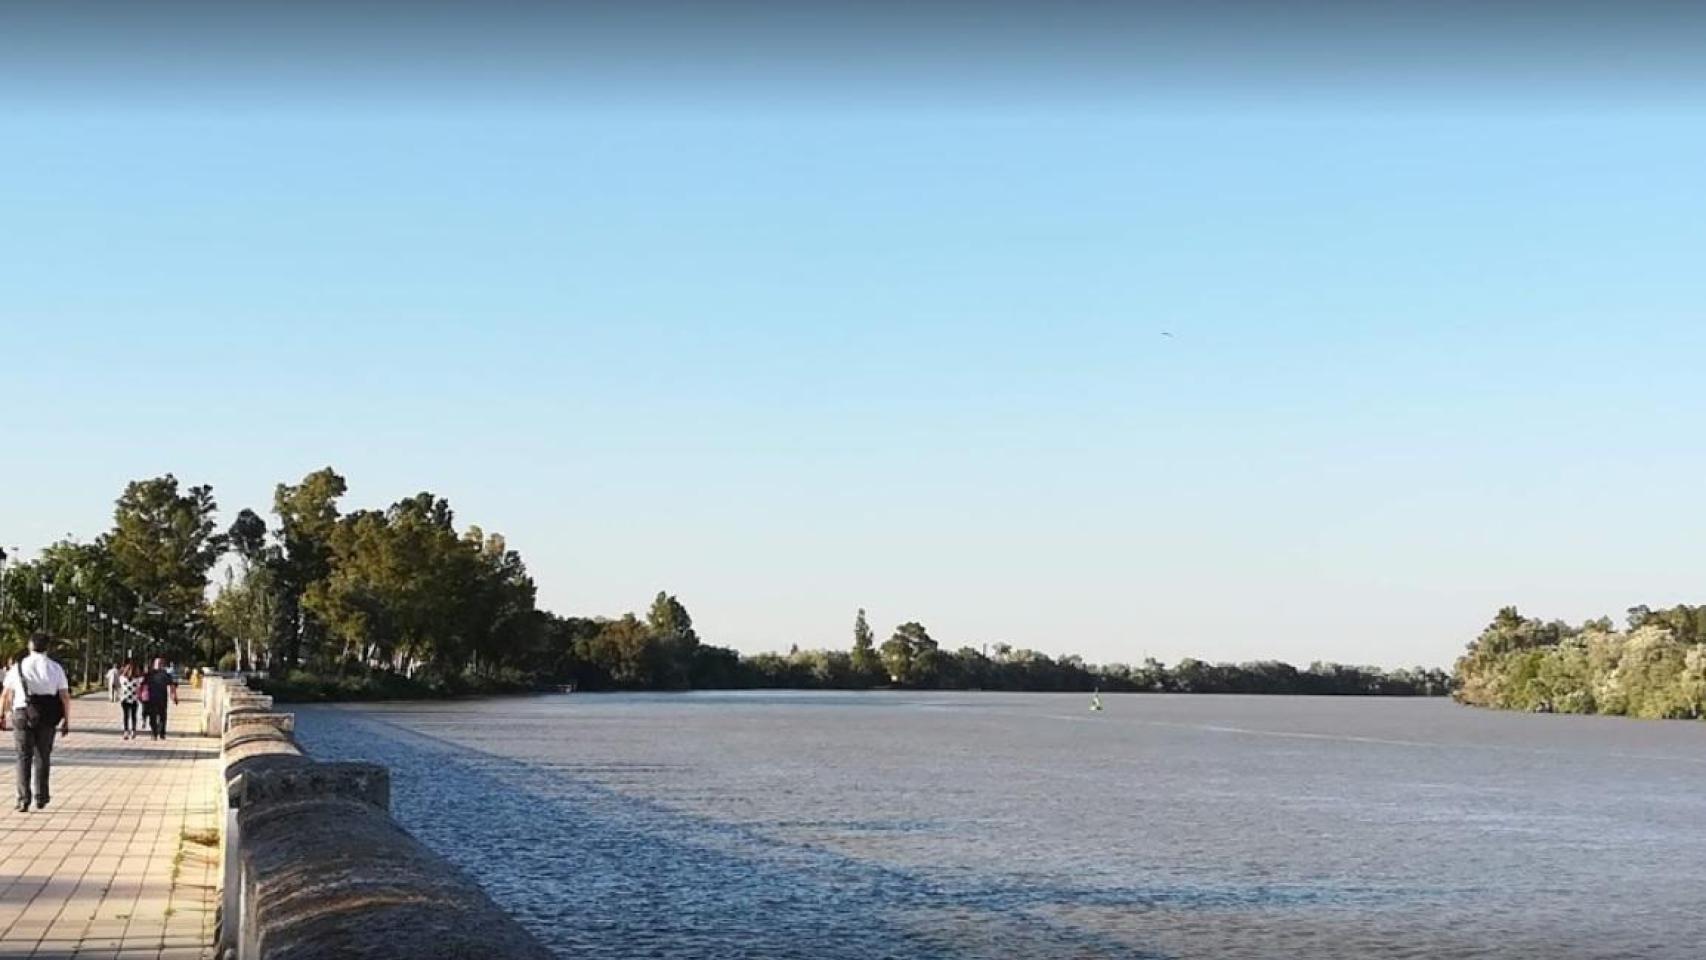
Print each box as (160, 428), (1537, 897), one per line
(294, 691), (1706, 959)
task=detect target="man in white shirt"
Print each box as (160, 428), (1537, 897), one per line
(0, 634), (73, 813)
(105, 663), (120, 701)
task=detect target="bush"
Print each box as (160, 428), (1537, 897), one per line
(248, 666), (542, 703)
(249, 669), (417, 703)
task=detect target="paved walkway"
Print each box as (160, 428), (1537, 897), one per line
(0, 691), (220, 959)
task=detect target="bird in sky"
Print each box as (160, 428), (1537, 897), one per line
(1160, 331), (1174, 338)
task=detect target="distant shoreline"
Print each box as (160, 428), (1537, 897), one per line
(256, 671), (1451, 704)
(1455, 604), (1706, 721)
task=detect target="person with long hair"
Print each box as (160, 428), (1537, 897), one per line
(116, 662), (143, 741)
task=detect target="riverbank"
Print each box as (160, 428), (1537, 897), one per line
(253, 668), (1452, 704)
(1454, 605), (1706, 720)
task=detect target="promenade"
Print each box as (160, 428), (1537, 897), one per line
(0, 691), (220, 960)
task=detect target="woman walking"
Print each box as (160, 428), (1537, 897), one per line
(116, 662), (143, 741)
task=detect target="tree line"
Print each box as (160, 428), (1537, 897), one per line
(1454, 604), (1706, 719)
(3, 469), (1450, 699)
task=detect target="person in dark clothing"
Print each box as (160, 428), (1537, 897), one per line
(142, 658), (179, 741)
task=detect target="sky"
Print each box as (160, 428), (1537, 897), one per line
(2, 3), (1705, 668)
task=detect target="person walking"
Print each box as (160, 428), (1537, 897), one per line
(0, 634), (72, 813)
(105, 662), (120, 702)
(141, 657), (178, 741)
(117, 662), (144, 740)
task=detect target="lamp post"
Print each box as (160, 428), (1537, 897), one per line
(68, 594), (87, 687)
(42, 579), (54, 634)
(184, 616), (210, 669)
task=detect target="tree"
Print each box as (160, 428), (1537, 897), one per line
(459, 527), (540, 677)
(271, 468), (347, 668)
(850, 608), (881, 685)
(1172, 658), (1209, 693)
(881, 621), (939, 686)
(303, 493), (464, 672)
(229, 509), (267, 564)
(107, 475), (225, 657)
(0, 559), (40, 652)
(646, 592), (700, 688)
(219, 508), (278, 671)
(1452, 601), (1706, 717)
(211, 564), (276, 672)
(297, 492), (541, 680)
(579, 614), (659, 687)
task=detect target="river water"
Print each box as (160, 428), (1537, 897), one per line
(294, 691), (1706, 959)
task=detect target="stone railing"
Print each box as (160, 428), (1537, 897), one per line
(201, 675), (552, 960)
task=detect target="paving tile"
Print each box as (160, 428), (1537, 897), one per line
(0, 693), (218, 957)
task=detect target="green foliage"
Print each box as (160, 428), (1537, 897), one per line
(270, 468), (348, 668)
(646, 592), (699, 688)
(108, 475), (225, 630)
(849, 608), (881, 684)
(709, 629), (1445, 696)
(12, 468), (1455, 702)
(1454, 605), (1706, 720)
(292, 493), (539, 678)
(1, 558), (49, 648)
(210, 563), (276, 671)
(254, 668), (457, 699)
(4, 499), (212, 666)
(228, 509), (268, 565)
(250, 667), (535, 703)
(575, 613), (660, 687)
(881, 621), (939, 686)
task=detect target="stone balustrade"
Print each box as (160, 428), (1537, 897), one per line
(201, 675), (551, 960)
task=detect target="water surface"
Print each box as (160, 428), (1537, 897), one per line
(296, 692), (1706, 959)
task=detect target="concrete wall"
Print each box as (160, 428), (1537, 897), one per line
(203, 675), (552, 960)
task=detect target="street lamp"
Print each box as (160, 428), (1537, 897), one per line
(183, 616), (210, 667)
(42, 579), (54, 634)
(67, 594), (87, 686)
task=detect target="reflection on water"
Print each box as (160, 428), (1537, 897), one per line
(296, 692), (1706, 959)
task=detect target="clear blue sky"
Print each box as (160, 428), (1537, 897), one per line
(3, 5), (1704, 668)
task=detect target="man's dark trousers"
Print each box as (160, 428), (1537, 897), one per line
(13, 712), (57, 807)
(145, 702), (167, 740)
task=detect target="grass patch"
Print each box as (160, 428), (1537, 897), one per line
(181, 827), (219, 847)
